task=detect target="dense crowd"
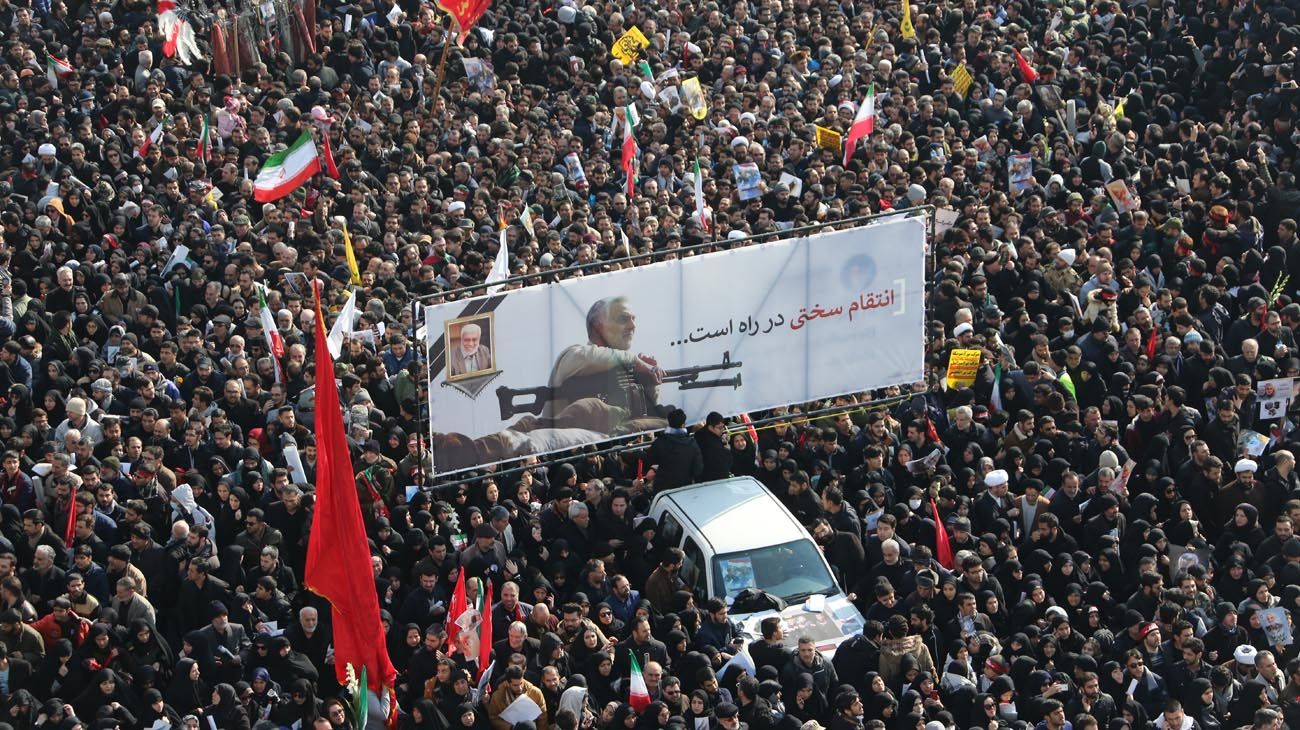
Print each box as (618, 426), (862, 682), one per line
(0, 0), (1298, 725)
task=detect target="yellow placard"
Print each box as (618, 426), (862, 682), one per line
(814, 125), (842, 153)
(946, 348), (982, 389)
(681, 77), (708, 120)
(951, 63), (973, 97)
(611, 26), (650, 65)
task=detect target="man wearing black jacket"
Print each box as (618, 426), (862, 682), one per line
(648, 409), (702, 490)
(695, 411), (731, 481)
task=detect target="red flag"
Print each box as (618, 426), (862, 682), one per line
(435, 0), (492, 45)
(925, 416), (941, 445)
(931, 499), (953, 569)
(740, 412), (761, 467)
(477, 579), (493, 681)
(321, 134), (340, 180)
(305, 283), (397, 695)
(64, 493), (77, 551)
(1146, 327), (1159, 360)
(1014, 49), (1038, 83)
(446, 569), (467, 652)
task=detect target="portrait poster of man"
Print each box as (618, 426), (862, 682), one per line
(445, 313), (497, 381)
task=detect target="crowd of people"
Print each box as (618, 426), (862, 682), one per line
(0, 0), (1298, 725)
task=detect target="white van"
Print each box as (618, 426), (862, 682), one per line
(648, 477), (866, 655)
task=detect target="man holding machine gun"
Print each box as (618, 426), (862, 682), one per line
(547, 296), (664, 422)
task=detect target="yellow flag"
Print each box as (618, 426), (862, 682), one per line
(610, 26), (650, 65)
(951, 63), (973, 97)
(681, 77), (708, 120)
(1114, 93), (1127, 120)
(342, 222), (362, 286)
(814, 125), (842, 153)
(900, 0), (916, 39)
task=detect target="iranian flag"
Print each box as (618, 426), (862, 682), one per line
(47, 54), (74, 88)
(486, 212), (510, 294)
(621, 105), (639, 197)
(196, 114), (212, 162)
(628, 652), (651, 711)
(693, 157), (709, 233)
(137, 118), (166, 158)
(842, 83), (876, 167)
(257, 285), (285, 382)
(254, 131), (321, 203)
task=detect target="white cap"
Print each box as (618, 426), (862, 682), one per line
(1056, 248), (1077, 266)
(448, 200), (466, 214)
(37, 143), (56, 157)
(985, 469), (1009, 487)
(727, 230), (747, 240)
(557, 5), (577, 22)
(1235, 458), (1258, 474)
(907, 184), (927, 204)
(1045, 606), (1068, 622)
(730, 136), (749, 148)
(1234, 645), (1257, 666)
(539, 252), (555, 266)
(739, 111), (756, 125)
(67, 397), (87, 415)
(954, 322), (974, 337)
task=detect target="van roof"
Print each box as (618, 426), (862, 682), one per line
(656, 477), (808, 556)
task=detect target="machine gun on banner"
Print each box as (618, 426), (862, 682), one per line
(495, 351), (743, 419)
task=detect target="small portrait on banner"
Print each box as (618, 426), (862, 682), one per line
(446, 313), (498, 381)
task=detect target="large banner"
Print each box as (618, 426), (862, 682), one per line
(423, 216), (926, 474)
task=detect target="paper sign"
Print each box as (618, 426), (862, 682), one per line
(461, 58), (496, 93)
(1258, 378), (1295, 420)
(935, 208), (960, 237)
(905, 448), (944, 475)
(778, 172), (803, 197)
(498, 695), (544, 725)
(681, 77), (708, 120)
(1239, 430), (1269, 457)
(733, 163), (763, 201)
(284, 444), (307, 484)
(1105, 179), (1140, 214)
(720, 556), (756, 596)
(1007, 154), (1034, 197)
(951, 64), (973, 97)
(564, 153), (587, 189)
(814, 125), (842, 153)
(945, 348), (981, 388)
(1261, 607), (1293, 646)
(405, 485), (421, 503)
(610, 26), (650, 65)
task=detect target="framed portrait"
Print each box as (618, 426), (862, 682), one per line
(444, 312), (497, 382)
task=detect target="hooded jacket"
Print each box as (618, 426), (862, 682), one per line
(877, 634), (935, 690)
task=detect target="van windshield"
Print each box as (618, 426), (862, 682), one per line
(711, 539), (838, 603)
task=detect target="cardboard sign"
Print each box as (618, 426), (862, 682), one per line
(946, 348), (981, 388)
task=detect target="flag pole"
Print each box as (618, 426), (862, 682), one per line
(429, 18), (455, 113)
(690, 130), (719, 245)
